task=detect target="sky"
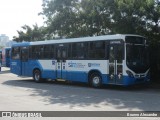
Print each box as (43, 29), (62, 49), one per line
(0, 0), (44, 40)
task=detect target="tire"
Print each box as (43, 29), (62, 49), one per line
(33, 69), (44, 83)
(89, 73), (102, 88)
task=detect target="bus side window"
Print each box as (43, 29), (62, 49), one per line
(31, 46), (43, 59)
(12, 47), (20, 60)
(0, 53), (2, 59)
(57, 49), (61, 58)
(109, 44), (124, 63)
(72, 42), (88, 59)
(6, 50), (10, 58)
(31, 46), (36, 59)
(44, 45), (55, 59)
(21, 47), (29, 61)
(116, 45), (124, 63)
(39, 45), (44, 59)
(89, 41), (105, 59)
(62, 50), (67, 59)
(68, 44), (72, 58)
(109, 46), (114, 62)
(29, 46), (32, 59)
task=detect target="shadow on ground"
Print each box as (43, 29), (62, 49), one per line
(2, 79), (160, 111)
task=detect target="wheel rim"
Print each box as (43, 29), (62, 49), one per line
(35, 72), (40, 81)
(93, 76), (100, 85)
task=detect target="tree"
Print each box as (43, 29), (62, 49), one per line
(113, 0), (160, 41)
(40, 0), (160, 39)
(40, 0), (80, 38)
(13, 24), (47, 42)
(15, 0), (159, 41)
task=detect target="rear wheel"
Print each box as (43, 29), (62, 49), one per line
(33, 69), (44, 83)
(89, 73), (102, 88)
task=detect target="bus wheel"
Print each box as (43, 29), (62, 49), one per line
(89, 73), (102, 88)
(33, 70), (43, 83)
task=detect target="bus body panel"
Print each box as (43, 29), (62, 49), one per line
(11, 60), (22, 75)
(66, 60), (107, 82)
(123, 76), (150, 86)
(21, 61), (30, 76)
(38, 60), (57, 79)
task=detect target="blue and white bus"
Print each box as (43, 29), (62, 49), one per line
(2, 47), (11, 67)
(10, 34), (150, 87)
(0, 50), (2, 71)
(0, 50), (2, 59)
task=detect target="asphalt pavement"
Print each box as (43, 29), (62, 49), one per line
(0, 67), (160, 120)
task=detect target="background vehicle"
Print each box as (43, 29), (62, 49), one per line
(10, 34), (150, 87)
(0, 50), (2, 71)
(2, 47), (11, 67)
(0, 50), (2, 60)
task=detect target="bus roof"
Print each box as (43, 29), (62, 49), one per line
(12, 34), (143, 47)
(2, 47), (11, 50)
(12, 42), (30, 47)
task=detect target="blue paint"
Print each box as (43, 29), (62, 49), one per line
(42, 70), (56, 79)
(11, 58), (150, 86)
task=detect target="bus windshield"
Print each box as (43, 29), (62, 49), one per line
(126, 44), (149, 73)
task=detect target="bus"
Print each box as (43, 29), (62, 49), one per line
(10, 34), (150, 87)
(0, 50), (2, 71)
(0, 50), (2, 59)
(2, 47), (11, 67)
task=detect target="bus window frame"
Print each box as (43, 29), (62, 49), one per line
(88, 40), (106, 60)
(71, 42), (88, 60)
(11, 47), (21, 60)
(109, 40), (125, 62)
(21, 46), (29, 62)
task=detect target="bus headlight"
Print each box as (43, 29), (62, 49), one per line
(126, 70), (134, 77)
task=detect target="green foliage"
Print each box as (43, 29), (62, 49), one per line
(13, 24), (47, 42)
(15, 0), (160, 43)
(39, 0), (160, 40)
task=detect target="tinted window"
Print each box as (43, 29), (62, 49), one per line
(12, 47), (20, 60)
(21, 47), (28, 61)
(31, 45), (43, 59)
(72, 42), (88, 59)
(0, 52), (2, 59)
(6, 49), (10, 58)
(68, 44), (72, 58)
(116, 45), (124, 63)
(89, 41), (105, 59)
(125, 36), (145, 44)
(109, 46), (114, 62)
(43, 45), (55, 59)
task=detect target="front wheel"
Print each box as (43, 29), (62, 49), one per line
(33, 70), (44, 83)
(89, 73), (102, 88)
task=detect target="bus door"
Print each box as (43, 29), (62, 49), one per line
(56, 44), (68, 79)
(21, 47), (29, 76)
(11, 47), (21, 75)
(108, 43), (124, 84)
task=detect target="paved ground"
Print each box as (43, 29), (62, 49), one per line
(0, 67), (160, 120)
